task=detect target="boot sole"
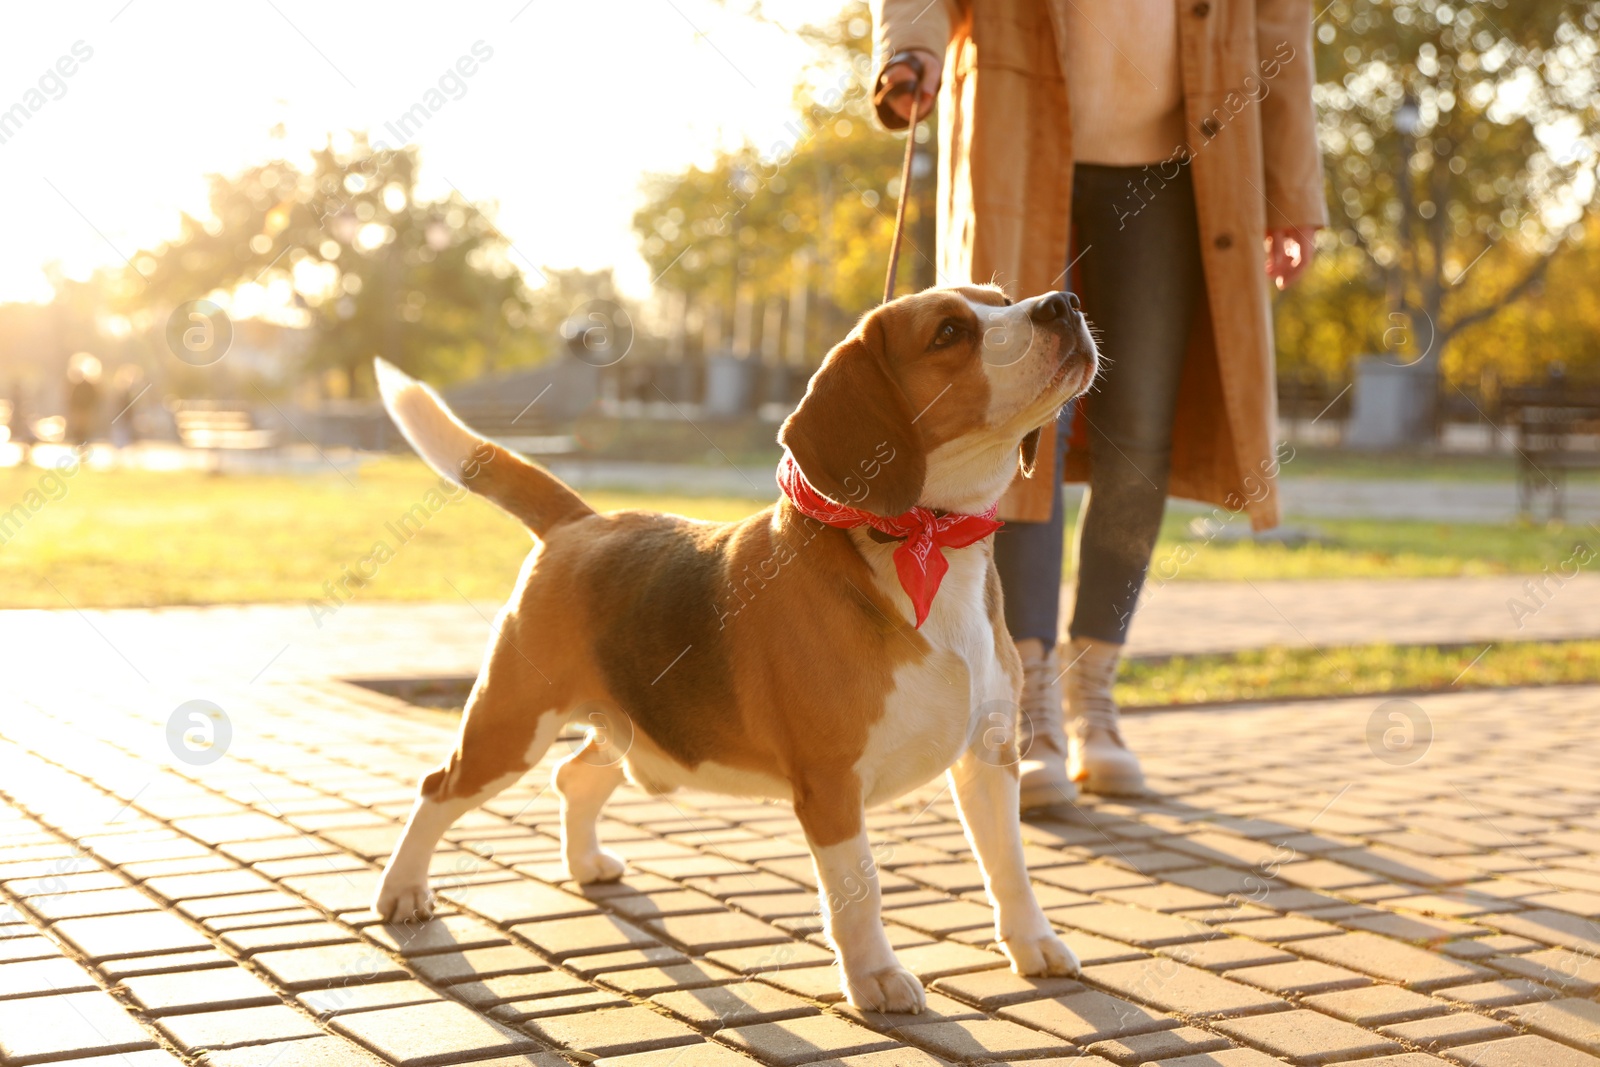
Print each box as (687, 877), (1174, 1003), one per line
(1019, 778), (1080, 809)
(1075, 769), (1148, 797)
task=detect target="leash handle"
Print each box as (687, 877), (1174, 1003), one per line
(879, 51), (927, 304)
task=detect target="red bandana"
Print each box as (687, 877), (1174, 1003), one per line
(777, 450), (1003, 628)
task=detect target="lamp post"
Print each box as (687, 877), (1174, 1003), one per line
(1392, 92), (1435, 444)
(1394, 95), (1419, 324)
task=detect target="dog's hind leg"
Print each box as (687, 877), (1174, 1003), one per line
(553, 733), (627, 883)
(374, 617), (564, 922)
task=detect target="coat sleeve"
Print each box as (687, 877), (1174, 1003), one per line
(869, 0), (963, 130)
(1255, 0), (1329, 229)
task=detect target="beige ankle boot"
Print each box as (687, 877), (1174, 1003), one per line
(1015, 638), (1079, 809)
(1063, 636), (1146, 795)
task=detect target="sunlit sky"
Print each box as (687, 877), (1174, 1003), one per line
(0, 0), (831, 306)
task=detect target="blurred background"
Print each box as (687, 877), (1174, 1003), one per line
(1, 0), (1597, 705)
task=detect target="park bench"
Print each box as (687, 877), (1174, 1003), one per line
(170, 401), (277, 470)
(1276, 372), (1350, 445)
(443, 399), (578, 456)
(1502, 385), (1600, 521)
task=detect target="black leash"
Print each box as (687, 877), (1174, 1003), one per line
(875, 52), (927, 304)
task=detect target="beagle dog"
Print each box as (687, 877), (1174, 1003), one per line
(372, 284), (1097, 1012)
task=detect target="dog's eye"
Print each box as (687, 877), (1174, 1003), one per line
(1001, 297), (1014, 306)
(930, 320), (965, 349)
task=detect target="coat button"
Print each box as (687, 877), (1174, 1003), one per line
(1200, 118), (1222, 137)
(1214, 233), (1233, 250)
(1192, 1), (1210, 14)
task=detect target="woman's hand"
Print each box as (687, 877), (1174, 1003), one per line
(880, 48), (943, 123)
(1265, 226), (1318, 291)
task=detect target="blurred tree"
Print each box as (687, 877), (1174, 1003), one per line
(129, 136), (535, 395)
(634, 2), (928, 366)
(1449, 212), (1600, 384)
(523, 266), (650, 355)
(1271, 245), (1387, 384)
(1279, 0), (1599, 401)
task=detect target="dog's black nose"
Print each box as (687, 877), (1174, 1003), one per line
(1066, 291), (1080, 312)
(1030, 291), (1074, 324)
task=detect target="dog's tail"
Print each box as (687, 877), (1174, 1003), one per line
(375, 358), (594, 538)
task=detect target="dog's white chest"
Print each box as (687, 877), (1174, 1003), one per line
(854, 540), (1008, 807)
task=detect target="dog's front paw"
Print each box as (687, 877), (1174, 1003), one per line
(374, 879), (435, 923)
(1001, 930), (1080, 976)
(565, 849), (626, 884)
(844, 964), (926, 1014)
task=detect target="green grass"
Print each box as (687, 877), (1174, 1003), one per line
(1278, 447), (1600, 483)
(0, 459), (765, 609)
(1, 457), (1594, 609)
(1119, 640), (1600, 708)
(1121, 504), (1597, 582)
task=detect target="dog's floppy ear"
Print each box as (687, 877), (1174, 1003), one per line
(1018, 427), (1042, 478)
(779, 313), (925, 516)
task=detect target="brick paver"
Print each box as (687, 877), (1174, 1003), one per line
(1213, 1008), (1404, 1064)
(332, 1000), (546, 1064)
(1448, 1033), (1600, 1066)
(0, 989), (159, 1061)
(156, 1003), (326, 1050)
(715, 1015), (902, 1065)
(2, 610), (1599, 1064)
(1378, 1009), (1517, 1049)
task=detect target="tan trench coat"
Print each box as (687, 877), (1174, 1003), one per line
(872, 0), (1328, 528)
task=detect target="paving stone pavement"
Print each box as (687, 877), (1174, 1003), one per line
(1108, 575), (1600, 658)
(2, 610), (1600, 1066)
(3, 571), (1595, 694)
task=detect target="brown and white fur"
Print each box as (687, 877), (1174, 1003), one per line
(372, 285), (1098, 1011)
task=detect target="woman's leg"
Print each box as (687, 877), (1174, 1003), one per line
(993, 404), (1072, 646)
(1070, 162), (1203, 640)
(1064, 162), (1205, 793)
(995, 400), (1077, 808)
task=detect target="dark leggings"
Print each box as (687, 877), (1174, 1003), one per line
(994, 161), (1205, 647)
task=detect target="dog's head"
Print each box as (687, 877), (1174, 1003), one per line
(779, 285), (1098, 516)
